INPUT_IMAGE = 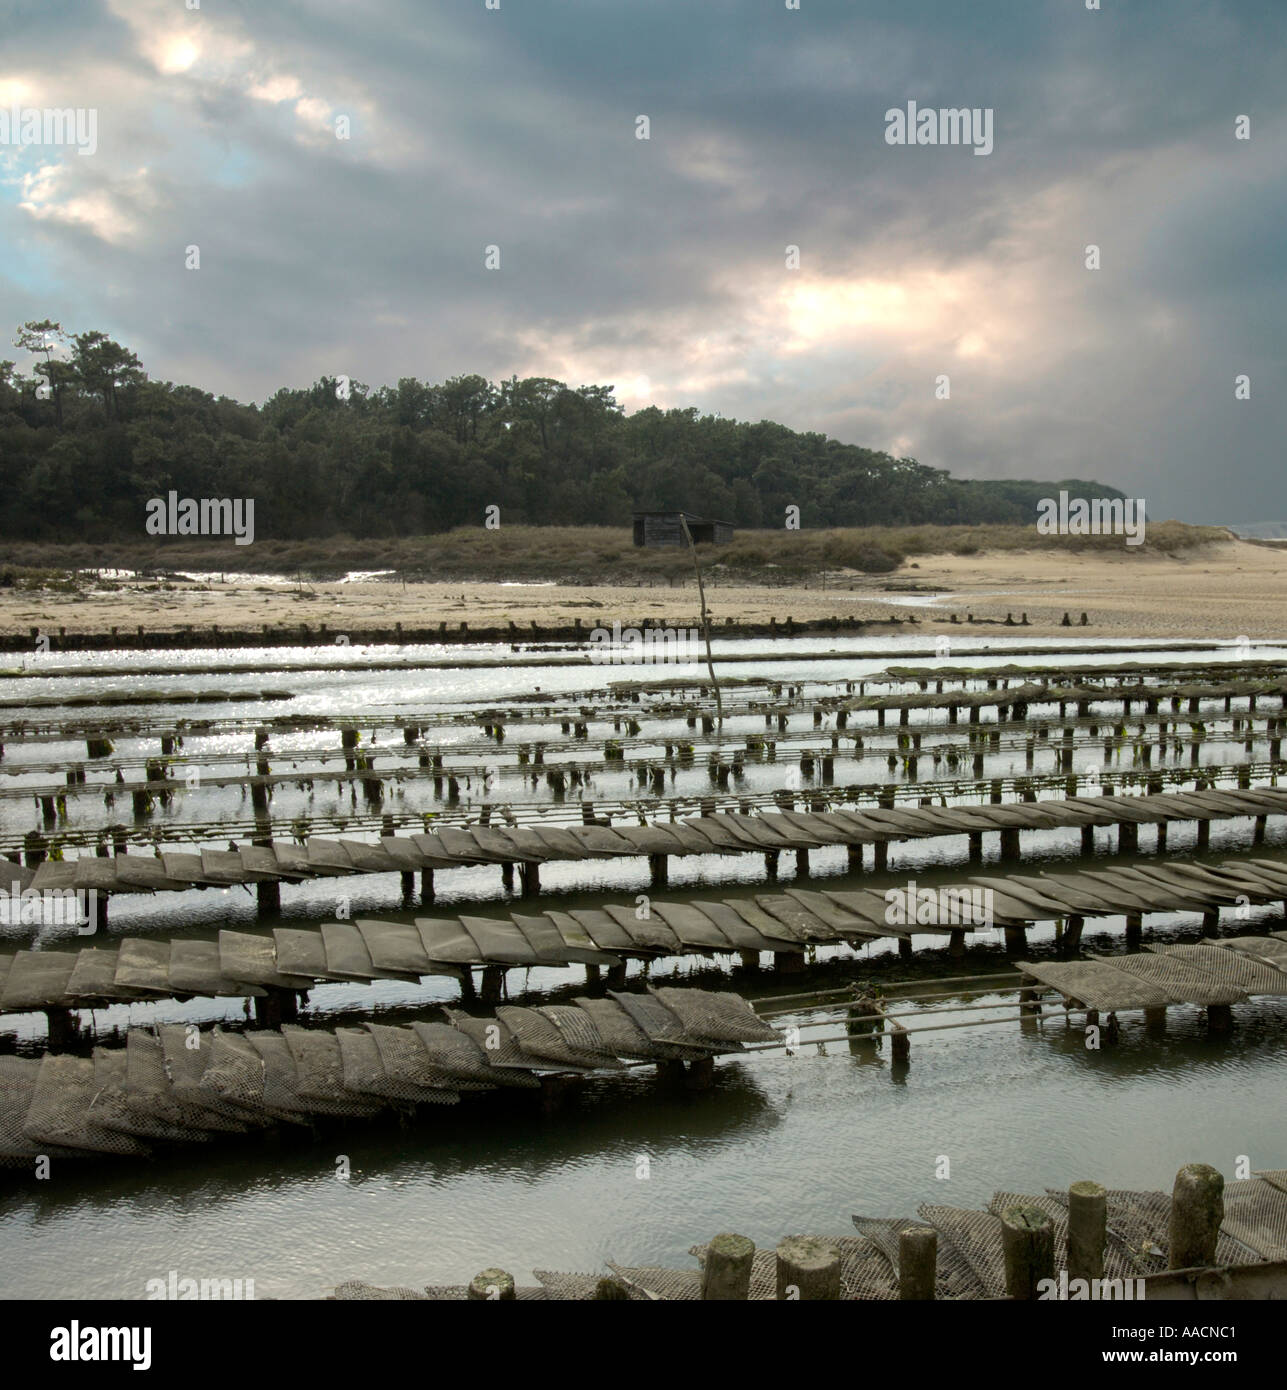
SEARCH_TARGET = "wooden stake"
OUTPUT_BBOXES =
[680,515,723,729]
[1067,1180,1106,1283]
[775,1236,842,1300]
[701,1234,755,1300]
[1000,1204,1054,1299]
[898,1226,937,1300]
[468,1268,515,1301]
[1168,1163,1224,1269]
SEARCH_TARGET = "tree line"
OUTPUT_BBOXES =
[0,321,1121,542]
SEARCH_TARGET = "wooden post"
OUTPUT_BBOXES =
[1081,826,1094,854]
[874,842,888,871]
[480,965,505,1003]
[775,1237,842,1300]
[519,861,540,897]
[1206,1003,1233,1033]
[774,951,806,975]
[1062,914,1084,955]
[701,1234,755,1300]
[401,870,415,898]
[795,848,809,878]
[764,849,780,880]
[607,962,628,988]
[1000,827,1020,859]
[898,1227,937,1301]
[420,868,435,902]
[468,1269,516,1301]
[649,853,669,889]
[686,1056,715,1090]
[1000,1204,1054,1300]
[968,831,983,863]
[948,929,966,958]
[1168,1164,1224,1269]
[539,1073,579,1115]
[1004,925,1027,955]
[1125,911,1142,946]
[679,513,723,728]
[1197,818,1210,849]
[889,1018,910,1062]
[844,995,872,1039]
[738,950,760,970]
[898,936,913,960]
[1067,1180,1106,1283]
[847,844,863,871]
[1118,821,1138,853]
[44,1008,76,1049]
[257,879,281,915]
[84,890,108,934]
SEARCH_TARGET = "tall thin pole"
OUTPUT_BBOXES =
[680,515,723,728]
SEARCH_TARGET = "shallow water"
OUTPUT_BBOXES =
[2,992,1282,1300]
[2,636,1285,1298]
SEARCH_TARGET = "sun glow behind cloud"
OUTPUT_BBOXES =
[1,0,1282,519]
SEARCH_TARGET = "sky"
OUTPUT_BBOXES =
[1,0,1283,524]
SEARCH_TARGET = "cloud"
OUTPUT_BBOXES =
[0,0,1283,522]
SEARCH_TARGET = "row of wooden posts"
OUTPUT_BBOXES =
[458,1164,1228,1300]
[38,672,1286,755]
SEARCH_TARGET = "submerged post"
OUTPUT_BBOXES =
[1061,914,1084,955]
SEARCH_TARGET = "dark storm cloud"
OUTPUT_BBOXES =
[1,0,1283,520]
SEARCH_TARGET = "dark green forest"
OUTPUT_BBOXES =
[1,321,1121,541]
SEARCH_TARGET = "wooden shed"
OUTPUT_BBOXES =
[632,511,735,548]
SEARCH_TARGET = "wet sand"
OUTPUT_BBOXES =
[3,539,1283,642]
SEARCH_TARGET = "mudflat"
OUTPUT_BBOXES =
[2,539,1282,642]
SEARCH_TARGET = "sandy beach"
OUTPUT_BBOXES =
[3,539,1284,643]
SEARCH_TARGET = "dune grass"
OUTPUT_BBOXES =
[0,521,1231,589]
